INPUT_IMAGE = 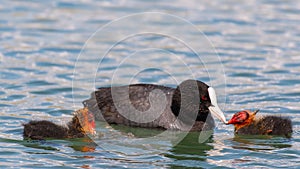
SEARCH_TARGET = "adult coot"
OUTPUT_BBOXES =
[227,110,292,138]
[23,108,95,140]
[83,80,227,131]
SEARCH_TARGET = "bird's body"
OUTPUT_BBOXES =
[236,116,292,137]
[83,80,226,131]
[228,110,292,138]
[84,84,175,128]
[23,108,95,140]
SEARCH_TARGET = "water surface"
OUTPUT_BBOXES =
[0,0,299,168]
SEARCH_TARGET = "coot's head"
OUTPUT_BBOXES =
[72,108,96,136]
[171,80,227,124]
[227,110,259,130]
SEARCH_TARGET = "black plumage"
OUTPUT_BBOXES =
[236,116,292,138]
[228,110,293,138]
[83,80,225,131]
[23,108,95,140]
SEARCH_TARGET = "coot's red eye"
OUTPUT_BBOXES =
[201,95,208,101]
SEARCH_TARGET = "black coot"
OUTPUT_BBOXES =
[227,110,292,138]
[83,80,227,131]
[23,108,95,140]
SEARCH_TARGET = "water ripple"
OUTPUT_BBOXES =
[0,0,299,168]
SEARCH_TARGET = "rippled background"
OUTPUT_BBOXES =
[0,0,299,168]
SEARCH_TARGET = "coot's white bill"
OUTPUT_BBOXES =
[208,87,227,124]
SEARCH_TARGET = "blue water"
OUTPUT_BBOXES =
[1,0,300,168]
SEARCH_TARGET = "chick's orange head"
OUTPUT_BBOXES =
[227,110,250,124]
[78,108,96,135]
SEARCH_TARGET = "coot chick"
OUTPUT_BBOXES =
[23,108,95,140]
[227,110,292,138]
[83,79,227,131]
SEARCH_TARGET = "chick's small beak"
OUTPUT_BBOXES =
[208,87,227,124]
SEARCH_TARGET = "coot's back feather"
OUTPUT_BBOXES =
[83,84,176,128]
[23,120,68,139]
